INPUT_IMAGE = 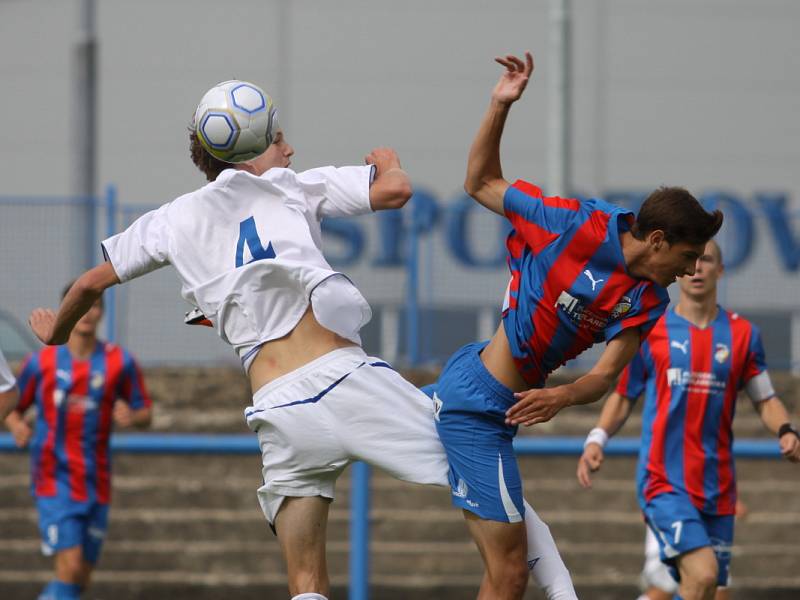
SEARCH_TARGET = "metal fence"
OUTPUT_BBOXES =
[0,432,786,600]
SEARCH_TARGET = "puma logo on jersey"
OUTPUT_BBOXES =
[671,340,689,354]
[583,269,604,291]
[432,392,443,422]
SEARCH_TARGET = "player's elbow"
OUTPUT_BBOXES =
[386,178,413,209]
[72,276,98,297]
[463,175,483,198]
[464,175,506,216]
[134,408,153,429]
[0,392,17,422]
[372,176,413,210]
[75,263,118,298]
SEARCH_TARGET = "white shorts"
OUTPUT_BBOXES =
[245,346,449,523]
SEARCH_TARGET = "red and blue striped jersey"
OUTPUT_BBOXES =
[15,342,151,505]
[502,180,669,387]
[617,308,769,515]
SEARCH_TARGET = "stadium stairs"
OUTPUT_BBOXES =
[0,368,798,600]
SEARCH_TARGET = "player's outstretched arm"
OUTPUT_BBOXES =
[752,396,800,463]
[365,147,413,211]
[506,328,640,427]
[29,262,120,345]
[464,51,534,216]
[576,391,635,489]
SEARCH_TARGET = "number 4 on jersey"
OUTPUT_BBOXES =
[235,216,276,267]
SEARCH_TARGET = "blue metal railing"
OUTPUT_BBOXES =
[0,433,784,599]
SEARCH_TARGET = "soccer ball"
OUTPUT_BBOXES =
[193,80,277,163]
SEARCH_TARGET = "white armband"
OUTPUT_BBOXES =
[745,371,775,403]
[584,427,609,449]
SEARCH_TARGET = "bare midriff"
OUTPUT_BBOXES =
[248,306,358,392]
[480,323,530,393]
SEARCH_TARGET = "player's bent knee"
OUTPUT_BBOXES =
[55,549,85,581]
[682,569,717,595]
[488,559,528,596]
[696,570,719,591]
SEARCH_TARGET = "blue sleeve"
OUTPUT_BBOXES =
[503,180,581,246]
[119,351,152,410]
[15,352,40,413]
[615,350,647,402]
[741,323,768,386]
[605,283,669,343]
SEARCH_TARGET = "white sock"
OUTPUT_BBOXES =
[635,595,650,600]
[291,594,328,600]
[523,499,579,600]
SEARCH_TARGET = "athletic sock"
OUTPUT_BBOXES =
[38,581,82,600]
[291,594,328,600]
[523,499,578,600]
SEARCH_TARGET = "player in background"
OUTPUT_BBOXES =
[5,286,152,600]
[425,51,723,599]
[0,345,19,420]
[576,240,800,600]
[27,81,578,600]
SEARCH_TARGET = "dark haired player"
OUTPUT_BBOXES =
[424,51,724,599]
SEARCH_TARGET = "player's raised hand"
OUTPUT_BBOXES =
[365,147,402,173]
[577,444,605,489]
[505,384,573,426]
[779,430,800,463]
[29,309,58,345]
[492,51,534,106]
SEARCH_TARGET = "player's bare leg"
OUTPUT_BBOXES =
[676,546,718,600]
[274,496,331,597]
[465,511,528,600]
[54,546,92,587]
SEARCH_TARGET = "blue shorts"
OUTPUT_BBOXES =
[643,492,734,587]
[424,341,525,523]
[36,497,110,564]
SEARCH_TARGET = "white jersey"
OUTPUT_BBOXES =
[0,347,15,393]
[102,165,375,370]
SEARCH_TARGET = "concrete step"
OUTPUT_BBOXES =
[3,453,793,487]
[2,535,797,580]
[2,571,800,600]
[5,467,796,517]
[3,504,798,549]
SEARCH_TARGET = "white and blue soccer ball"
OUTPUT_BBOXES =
[192,80,277,163]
